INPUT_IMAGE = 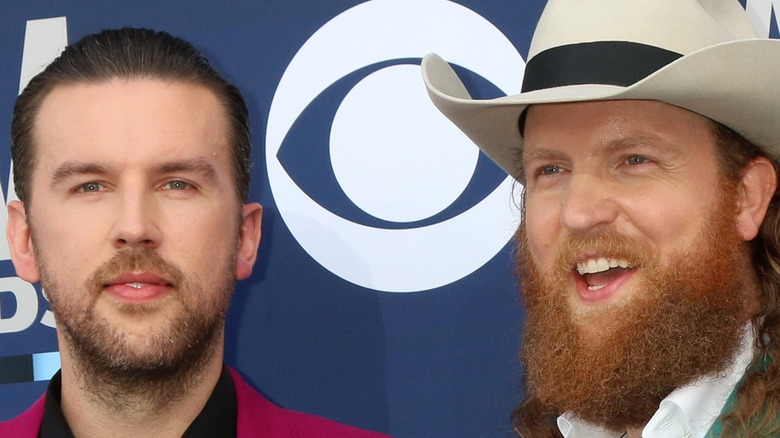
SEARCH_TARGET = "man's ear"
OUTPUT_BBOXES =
[6,200,40,283]
[736,157,777,241]
[235,202,262,280]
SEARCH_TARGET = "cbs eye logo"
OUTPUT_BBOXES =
[266,0,525,292]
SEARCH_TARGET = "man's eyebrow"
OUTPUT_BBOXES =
[49,159,220,189]
[50,162,110,189]
[156,159,218,181]
[523,147,568,163]
[604,136,657,152]
[604,136,685,162]
[524,136,675,162]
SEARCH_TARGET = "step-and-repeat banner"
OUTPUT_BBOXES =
[0,1,775,436]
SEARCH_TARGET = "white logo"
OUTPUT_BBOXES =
[0,16,65,334]
[0,16,65,383]
[266,0,525,292]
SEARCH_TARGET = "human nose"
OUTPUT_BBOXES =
[109,189,162,249]
[560,173,620,233]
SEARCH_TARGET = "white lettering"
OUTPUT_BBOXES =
[39,288,55,328]
[19,17,68,93]
[0,17,68,332]
[0,278,38,333]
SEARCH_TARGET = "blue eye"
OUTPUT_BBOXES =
[541,165,563,175]
[80,182,103,192]
[626,155,647,165]
[162,180,191,190]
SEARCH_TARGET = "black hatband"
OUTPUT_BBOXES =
[521,41,682,92]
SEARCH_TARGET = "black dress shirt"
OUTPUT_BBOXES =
[39,365,237,438]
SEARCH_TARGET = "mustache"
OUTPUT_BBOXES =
[551,230,653,275]
[88,248,184,289]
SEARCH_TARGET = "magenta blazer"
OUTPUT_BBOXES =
[0,368,391,437]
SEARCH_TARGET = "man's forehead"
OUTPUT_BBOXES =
[35,78,227,139]
[523,99,716,141]
[519,98,722,178]
[31,77,233,174]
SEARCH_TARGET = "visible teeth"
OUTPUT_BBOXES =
[125,282,148,289]
[576,258,631,275]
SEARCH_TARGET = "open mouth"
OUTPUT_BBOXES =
[576,257,634,291]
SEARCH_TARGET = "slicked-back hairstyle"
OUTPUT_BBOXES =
[10,27,251,205]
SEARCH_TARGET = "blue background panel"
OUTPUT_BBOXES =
[0,1,775,437]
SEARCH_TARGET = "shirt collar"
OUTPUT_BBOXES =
[39,364,237,438]
[558,323,756,438]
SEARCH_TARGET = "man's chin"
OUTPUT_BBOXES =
[99,308,182,336]
[106,333,192,369]
[67,321,221,411]
[96,290,179,317]
[565,294,636,338]
[524,289,745,430]
[65,304,219,372]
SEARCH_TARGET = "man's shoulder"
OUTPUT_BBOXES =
[229,368,391,437]
[0,393,46,438]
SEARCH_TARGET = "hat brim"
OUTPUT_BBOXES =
[422,39,780,178]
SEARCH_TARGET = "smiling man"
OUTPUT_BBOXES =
[0,28,388,438]
[423,0,780,437]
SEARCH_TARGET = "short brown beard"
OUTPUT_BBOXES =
[515,189,753,432]
[41,248,235,412]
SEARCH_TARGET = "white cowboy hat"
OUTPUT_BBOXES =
[422,0,780,178]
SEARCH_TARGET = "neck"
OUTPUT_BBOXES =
[57,336,225,438]
[626,427,643,438]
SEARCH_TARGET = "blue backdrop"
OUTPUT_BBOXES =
[0,1,776,437]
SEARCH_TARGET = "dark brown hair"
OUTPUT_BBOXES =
[10,27,251,205]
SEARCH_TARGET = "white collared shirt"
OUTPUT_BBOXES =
[557,324,756,438]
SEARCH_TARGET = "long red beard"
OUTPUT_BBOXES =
[516,194,754,432]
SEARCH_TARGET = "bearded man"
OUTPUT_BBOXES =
[0,28,389,438]
[422,0,780,437]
